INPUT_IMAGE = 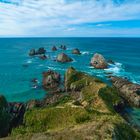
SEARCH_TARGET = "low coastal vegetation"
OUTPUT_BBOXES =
[1,67,140,140]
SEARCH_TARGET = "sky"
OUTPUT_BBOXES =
[0,0,140,37]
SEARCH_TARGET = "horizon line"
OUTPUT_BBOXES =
[0,36,140,38]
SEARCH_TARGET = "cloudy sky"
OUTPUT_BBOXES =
[0,0,140,37]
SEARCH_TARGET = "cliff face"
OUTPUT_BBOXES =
[110,76,140,107]
[1,68,140,140]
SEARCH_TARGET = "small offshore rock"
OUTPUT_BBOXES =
[72,48,81,55]
[42,70,61,90]
[31,78,38,83]
[29,49,36,56]
[36,47,46,55]
[29,47,46,56]
[22,64,28,68]
[52,46,57,51]
[39,54,47,60]
[107,59,115,64]
[60,45,66,50]
[57,53,73,63]
[90,53,108,69]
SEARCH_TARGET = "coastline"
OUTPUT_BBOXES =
[1,66,140,139]
[0,40,140,139]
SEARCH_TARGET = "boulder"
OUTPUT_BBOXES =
[57,53,73,63]
[42,70,61,90]
[52,46,57,51]
[90,53,108,69]
[72,48,81,55]
[110,76,140,107]
[0,96,10,137]
[29,49,36,56]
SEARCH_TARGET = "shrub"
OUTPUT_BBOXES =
[0,95,10,137]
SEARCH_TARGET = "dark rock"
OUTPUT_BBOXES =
[57,53,73,63]
[72,48,81,55]
[26,100,41,110]
[29,49,36,56]
[31,78,38,84]
[52,46,57,51]
[42,70,61,90]
[31,78,39,89]
[36,47,46,55]
[60,45,66,50]
[90,53,108,69]
[39,54,47,60]
[22,64,28,68]
[9,102,26,128]
[29,48,46,56]
[110,76,140,107]
[107,60,115,64]
[43,94,64,106]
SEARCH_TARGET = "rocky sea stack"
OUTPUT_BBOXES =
[52,46,57,51]
[42,70,61,90]
[72,48,81,55]
[60,45,66,50]
[90,53,108,69]
[29,47,46,56]
[57,53,73,63]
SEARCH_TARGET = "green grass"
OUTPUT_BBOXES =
[12,106,90,135]
[114,122,140,140]
[99,86,123,113]
[65,67,103,91]
[9,68,140,139]
[52,95,72,106]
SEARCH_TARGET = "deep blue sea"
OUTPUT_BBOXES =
[0,37,140,126]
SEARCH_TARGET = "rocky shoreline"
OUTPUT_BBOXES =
[0,46,140,139]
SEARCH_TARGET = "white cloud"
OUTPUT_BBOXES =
[96,23,111,27]
[65,28,76,31]
[0,0,140,36]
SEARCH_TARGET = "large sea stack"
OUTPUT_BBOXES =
[42,70,61,90]
[90,53,108,69]
[57,53,73,63]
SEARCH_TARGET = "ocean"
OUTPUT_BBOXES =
[0,37,140,127]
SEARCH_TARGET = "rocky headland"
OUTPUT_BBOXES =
[0,67,140,140]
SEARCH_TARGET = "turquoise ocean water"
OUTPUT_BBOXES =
[0,37,140,126]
